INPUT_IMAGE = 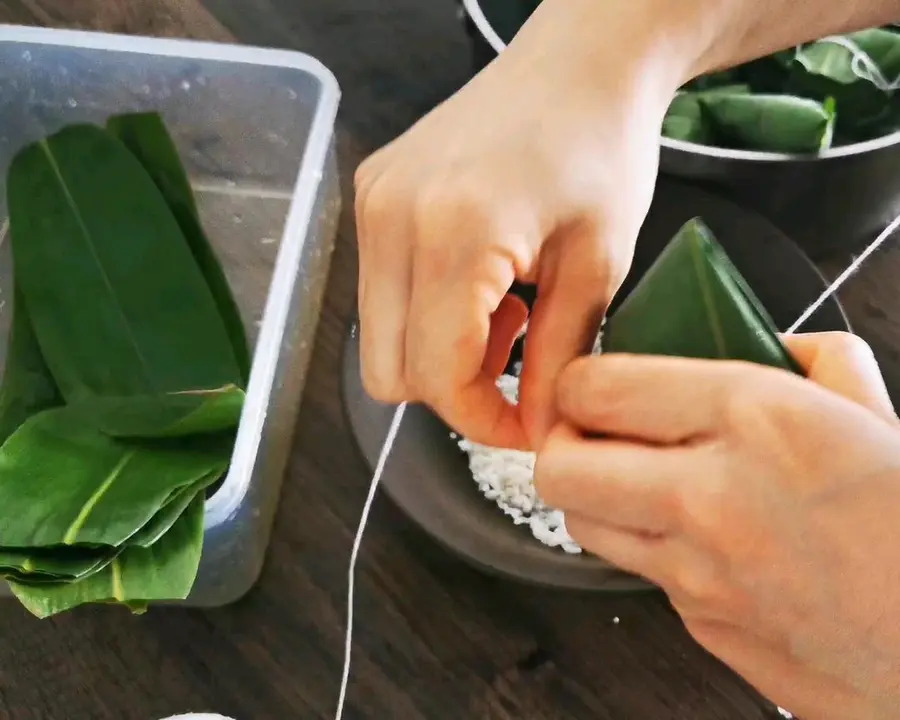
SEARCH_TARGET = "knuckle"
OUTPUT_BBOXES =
[358,177,394,227]
[719,365,776,430]
[672,477,730,543]
[353,160,372,192]
[360,365,406,405]
[414,179,498,250]
[359,342,407,405]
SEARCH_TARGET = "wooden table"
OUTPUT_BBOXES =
[0,2,897,719]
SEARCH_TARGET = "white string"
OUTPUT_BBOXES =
[794,35,900,92]
[334,401,407,720]
[786,213,900,334]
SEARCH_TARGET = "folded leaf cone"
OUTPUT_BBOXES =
[602,217,803,375]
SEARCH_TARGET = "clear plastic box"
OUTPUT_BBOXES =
[0,25,341,606]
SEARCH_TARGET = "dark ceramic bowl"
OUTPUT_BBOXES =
[341,178,849,592]
[459,0,900,259]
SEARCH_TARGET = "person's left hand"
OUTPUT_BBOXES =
[534,332,900,720]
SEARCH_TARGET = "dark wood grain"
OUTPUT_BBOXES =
[0,1,896,719]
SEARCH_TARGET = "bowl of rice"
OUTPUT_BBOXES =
[459,0,900,259]
[341,178,848,590]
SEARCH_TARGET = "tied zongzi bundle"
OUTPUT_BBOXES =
[0,113,250,618]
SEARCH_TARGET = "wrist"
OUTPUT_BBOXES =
[506,0,730,114]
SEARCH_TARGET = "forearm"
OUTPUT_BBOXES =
[690,0,900,76]
[510,0,900,98]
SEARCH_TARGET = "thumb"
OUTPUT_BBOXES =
[518,225,625,449]
[782,331,897,424]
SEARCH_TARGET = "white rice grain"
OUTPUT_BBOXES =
[457,373,582,554]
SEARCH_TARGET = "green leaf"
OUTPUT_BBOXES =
[105,113,251,385]
[662,85,751,144]
[8,493,206,618]
[70,385,245,439]
[6,123,242,403]
[602,217,803,375]
[802,29,900,84]
[125,466,223,548]
[662,93,709,143]
[0,405,231,549]
[0,287,62,445]
[732,53,794,94]
[788,30,900,141]
[698,93,834,153]
[0,545,115,580]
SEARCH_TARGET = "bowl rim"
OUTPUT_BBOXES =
[460,0,900,161]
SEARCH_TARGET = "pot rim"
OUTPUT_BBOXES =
[461,0,900,161]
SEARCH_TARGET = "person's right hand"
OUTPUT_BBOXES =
[535,334,900,719]
[355,0,690,450]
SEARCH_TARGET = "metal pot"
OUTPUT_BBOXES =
[459,0,900,259]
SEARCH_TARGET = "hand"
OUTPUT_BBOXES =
[534,332,900,719]
[354,0,690,449]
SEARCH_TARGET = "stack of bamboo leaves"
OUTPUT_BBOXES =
[0,113,250,618]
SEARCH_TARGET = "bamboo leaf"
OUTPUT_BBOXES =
[788,30,900,140]
[0,287,61,445]
[662,93,710,144]
[106,112,251,385]
[602,217,802,374]
[662,85,751,144]
[125,466,223,548]
[6,123,242,403]
[0,405,232,549]
[0,545,115,580]
[796,29,900,85]
[8,493,205,618]
[698,93,834,153]
[70,385,245,439]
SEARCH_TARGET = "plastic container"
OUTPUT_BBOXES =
[0,26,341,606]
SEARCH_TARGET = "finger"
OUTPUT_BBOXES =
[556,353,771,444]
[482,294,529,379]
[519,221,625,449]
[405,211,536,449]
[356,178,416,404]
[535,424,692,534]
[782,331,896,423]
[563,513,674,585]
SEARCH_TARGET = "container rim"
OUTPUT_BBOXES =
[460,0,900,161]
[0,25,342,527]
